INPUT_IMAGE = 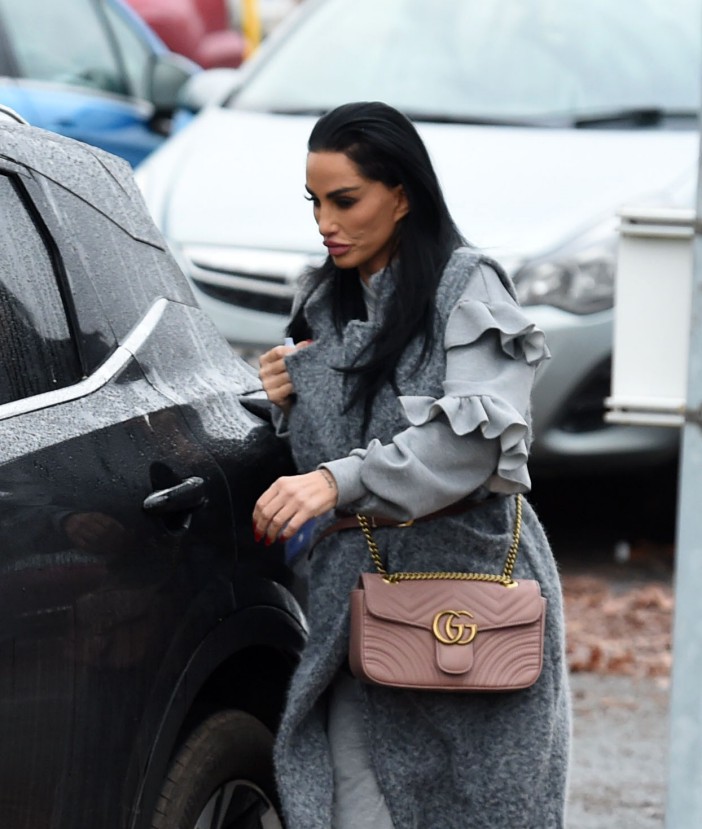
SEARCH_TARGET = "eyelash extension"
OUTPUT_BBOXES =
[304,195,356,211]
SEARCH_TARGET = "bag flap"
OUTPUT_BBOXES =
[435,638,475,674]
[359,572,543,632]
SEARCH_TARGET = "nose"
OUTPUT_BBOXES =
[316,204,336,236]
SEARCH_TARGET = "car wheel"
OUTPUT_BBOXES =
[151,710,283,829]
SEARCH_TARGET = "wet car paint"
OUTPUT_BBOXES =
[0,122,304,828]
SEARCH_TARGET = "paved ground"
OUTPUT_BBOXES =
[567,672,669,828]
[533,467,677,829]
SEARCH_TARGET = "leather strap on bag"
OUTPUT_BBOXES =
[357,494,523,587]
[313,494,496,550]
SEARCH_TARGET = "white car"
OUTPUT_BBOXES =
[136,0,698,474]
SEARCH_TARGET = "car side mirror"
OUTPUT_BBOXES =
[149,53,200,115]
[176,68,243,113]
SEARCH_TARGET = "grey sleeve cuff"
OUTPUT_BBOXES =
[270,405,291,439]
[319,456,367,507]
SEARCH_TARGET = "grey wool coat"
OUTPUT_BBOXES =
[274,249,571,828]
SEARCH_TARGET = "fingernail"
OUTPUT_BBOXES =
[253,529,263,543]
[264,537,273,547]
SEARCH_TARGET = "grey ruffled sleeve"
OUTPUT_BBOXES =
[322,267,550,521]
[400,293,549,492]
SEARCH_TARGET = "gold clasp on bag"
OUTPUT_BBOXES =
[432,610,478,645]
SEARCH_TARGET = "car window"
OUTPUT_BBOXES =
[102,0,153,100]
[0,0,128,96]
[234,0,701,120]
[0,174,81,405]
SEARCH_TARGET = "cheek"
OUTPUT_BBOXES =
[371,211,400,244]
[351,205,387,241]
[341,212,365,241]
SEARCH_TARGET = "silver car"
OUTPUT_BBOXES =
[136,0,698,474]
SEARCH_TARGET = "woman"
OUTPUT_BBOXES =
[253,101,570,828]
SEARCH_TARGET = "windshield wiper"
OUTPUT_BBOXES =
[267,107,328,116]
[259,105,699,128]
[403,112,552,127]
[571,107,699,128]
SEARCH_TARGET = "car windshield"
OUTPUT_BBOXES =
[233,0,700,124]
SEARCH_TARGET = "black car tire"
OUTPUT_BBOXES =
[151,709,283,829]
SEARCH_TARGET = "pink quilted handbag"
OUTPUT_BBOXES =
[348,495,546,691]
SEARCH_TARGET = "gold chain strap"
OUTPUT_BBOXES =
[356,494,522,587]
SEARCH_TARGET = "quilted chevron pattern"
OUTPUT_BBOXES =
[349,576,546,691]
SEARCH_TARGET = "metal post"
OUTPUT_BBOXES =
[665,131,702,825]
[242,0,262,58]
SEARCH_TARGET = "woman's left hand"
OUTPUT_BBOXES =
[253,469,338,545]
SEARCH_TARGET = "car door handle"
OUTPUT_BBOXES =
[143,476,207,515]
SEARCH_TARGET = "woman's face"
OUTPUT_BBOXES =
[305,151,409,282]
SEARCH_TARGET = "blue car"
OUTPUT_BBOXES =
[0,0,199,166]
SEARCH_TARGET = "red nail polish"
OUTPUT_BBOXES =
[253,529,263,543]
[264,537,272,547]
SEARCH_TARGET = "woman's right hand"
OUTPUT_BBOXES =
[259,345,295,412]
[259,342,310,414]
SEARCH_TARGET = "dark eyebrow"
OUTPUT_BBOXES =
[305,185,362,198]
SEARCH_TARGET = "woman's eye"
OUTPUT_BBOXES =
[336,198,356,209]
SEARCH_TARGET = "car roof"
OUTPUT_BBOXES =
[0,121,164,247]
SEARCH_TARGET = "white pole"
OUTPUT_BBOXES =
[664,111,702,825]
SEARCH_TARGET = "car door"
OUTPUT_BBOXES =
[0,0,170,166]
[0,161,237,827]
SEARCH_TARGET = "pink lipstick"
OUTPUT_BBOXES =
[324,241,351,256]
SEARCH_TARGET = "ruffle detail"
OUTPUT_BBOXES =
[445,300,550,366]
[400,394,530,490]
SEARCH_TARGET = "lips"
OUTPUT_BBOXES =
[324,241,351,257]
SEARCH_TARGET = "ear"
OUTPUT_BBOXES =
[393,185,410,222]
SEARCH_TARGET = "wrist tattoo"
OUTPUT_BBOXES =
[319,468,337,491]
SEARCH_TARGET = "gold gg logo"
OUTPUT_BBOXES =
[432,610,478,645]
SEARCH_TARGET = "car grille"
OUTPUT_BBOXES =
[183,245,322,317]
[193,277,294,315]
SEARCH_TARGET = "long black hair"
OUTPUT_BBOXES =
[287,101,466,426]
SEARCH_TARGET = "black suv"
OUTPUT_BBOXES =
[0,113,305,828]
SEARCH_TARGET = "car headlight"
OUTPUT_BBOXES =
[513,237,617,315]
